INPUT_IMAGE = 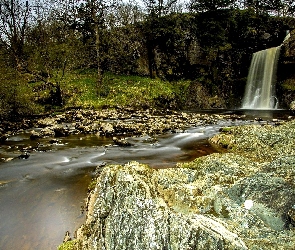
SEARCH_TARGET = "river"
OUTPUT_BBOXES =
[0,109,290,249]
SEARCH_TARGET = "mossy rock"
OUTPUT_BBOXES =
[58,240,81,250]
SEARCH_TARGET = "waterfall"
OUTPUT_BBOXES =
[242,46,281,109]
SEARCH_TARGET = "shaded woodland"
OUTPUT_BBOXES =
[0,0,294,118]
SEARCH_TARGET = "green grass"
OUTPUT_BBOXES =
[3,68,191,117]
[58,69,190,109]
[57,240,81,250]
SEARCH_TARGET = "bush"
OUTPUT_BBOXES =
[0,66,41,120]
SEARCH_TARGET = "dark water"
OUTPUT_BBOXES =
[0,110,290,249]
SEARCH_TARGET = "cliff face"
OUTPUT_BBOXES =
[62,120,295,250]
[278,29,295,108]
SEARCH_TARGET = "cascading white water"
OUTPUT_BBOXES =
[242,46,281,109]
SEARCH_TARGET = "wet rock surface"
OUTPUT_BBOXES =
[0,108,249,143]
[61,119,295,250]
[209,119,295,162]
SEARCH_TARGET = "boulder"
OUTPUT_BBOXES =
[209,120,295,162]
[74,162,248,250]
[62,120,295,250]
[40,127,55,137]
[112,137,132,147]
[70,158,295,250]
[30,130,42,140]
[52,124,69,137]
[290,100,295,113]
[37,117,57,127]
[0,133,7,142]
[100,123,114,136]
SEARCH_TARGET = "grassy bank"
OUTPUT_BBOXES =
[33,69,191,111]
[0,69,191,120]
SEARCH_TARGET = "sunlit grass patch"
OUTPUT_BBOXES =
[62,70,190,109]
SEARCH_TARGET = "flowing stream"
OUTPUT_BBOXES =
[0,110,290,250]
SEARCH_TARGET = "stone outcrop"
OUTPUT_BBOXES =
[209,119,295,162]
[278,29,295,108]
[74,162,248,250]
[60,120,295,250]
[282,29,295,60]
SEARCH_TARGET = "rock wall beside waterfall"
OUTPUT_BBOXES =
[278,29,295,108]
[59,120,295,250]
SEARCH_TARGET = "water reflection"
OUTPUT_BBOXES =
[0,169,91,250]
[235,108,290,120]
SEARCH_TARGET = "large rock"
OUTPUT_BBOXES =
[290,100,295,113]
[52,124,69,137]
[59,120,295,250]
[282,29,295,60]
[36,117,57,127]
[209,120,295,162]
[67,157,294,249]
[278,29,295,107]
[74,162,248,250]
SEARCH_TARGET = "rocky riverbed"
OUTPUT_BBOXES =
[59,117,295,250]
[0,109,244,139]
[0,108,252,159]
[1,108,290,141]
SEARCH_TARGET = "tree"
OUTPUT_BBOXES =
[79,0,118,96]
[0,0,31,69]
[286,0,295,16]
[102,2,145,75]
[143,0,179,78]
[23,0,88,107]
[189,0,236,12]
[107,1,144,27]
[143,0,178,17]
[240,0,295,16]
[243,0,285,15]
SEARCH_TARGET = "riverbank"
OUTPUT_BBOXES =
[1,108,290,140]
[0,108,248,160]
[59,117,295,250]
[1,108,289,163]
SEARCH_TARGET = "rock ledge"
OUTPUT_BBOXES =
[59,121,295,250]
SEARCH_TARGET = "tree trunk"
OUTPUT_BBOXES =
[94,23,102,97]
[147,35,157,79]
[89,0,103,97]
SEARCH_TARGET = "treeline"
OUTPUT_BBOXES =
[0,0,294,117]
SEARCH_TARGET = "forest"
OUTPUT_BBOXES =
[0,0,295,119]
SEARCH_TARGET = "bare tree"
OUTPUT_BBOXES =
[189,0,236,12]
[0,0,31,69]
[107,1,144,27]
[143,0,178,17]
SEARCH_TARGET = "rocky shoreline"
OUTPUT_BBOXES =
[1,109,294,249]
[0,108,252,163]
[56,112,295,250]
[1,108,287,140]
[0,108,251,150]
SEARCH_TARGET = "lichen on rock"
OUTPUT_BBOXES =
[74,162,248,250]
[60,120,295,250]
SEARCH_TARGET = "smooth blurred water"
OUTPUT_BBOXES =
[0,111,289,249]
[242,45,281,109]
